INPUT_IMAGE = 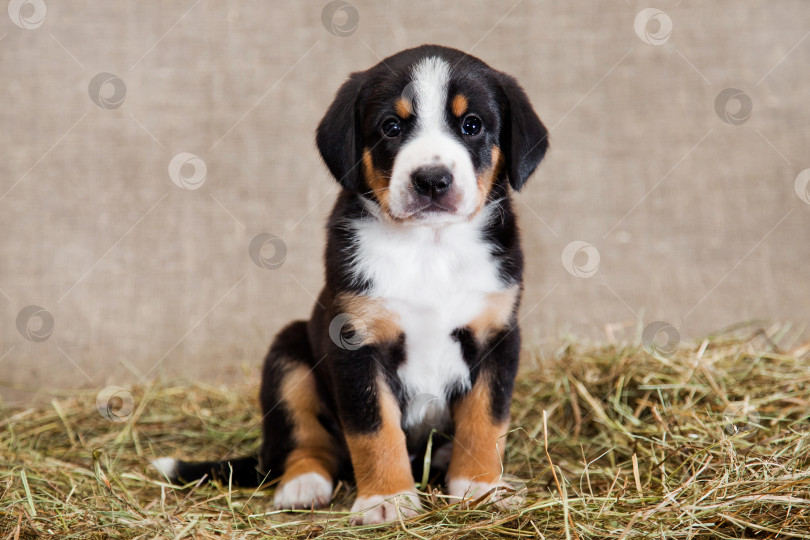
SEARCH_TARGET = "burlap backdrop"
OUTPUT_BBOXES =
[2,1,808,403]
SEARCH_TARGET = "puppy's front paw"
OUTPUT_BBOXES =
[273,472,333,510]
[350,490,422,525]
[447,478,524,510]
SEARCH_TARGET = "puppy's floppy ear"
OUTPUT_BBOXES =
[497,73,549,191]
[316,72,366,192]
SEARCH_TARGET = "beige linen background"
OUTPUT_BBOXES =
[1,1,808,404]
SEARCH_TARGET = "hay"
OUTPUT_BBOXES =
[2,324,809,538]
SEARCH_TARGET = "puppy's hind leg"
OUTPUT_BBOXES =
[260,321,341,510]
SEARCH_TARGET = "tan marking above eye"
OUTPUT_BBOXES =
[451,94,468,117]
[395,97,413,118]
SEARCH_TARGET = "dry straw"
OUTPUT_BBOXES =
[2,323,809,538]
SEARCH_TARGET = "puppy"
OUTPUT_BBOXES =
[152,44,548,525]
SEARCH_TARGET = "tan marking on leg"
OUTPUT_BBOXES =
[451,94,468,117]
[473,146,505,215]
[362,148,392,216]
[345,380,414,497]
[395,97,412,119]
[468,286,520,343]
[278,364,339,484]
[334,293,402,346]
[447,374,509,485]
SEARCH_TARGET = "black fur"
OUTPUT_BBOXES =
[315,74,366,192]
[497,72,549,191]
[169,456,260,487]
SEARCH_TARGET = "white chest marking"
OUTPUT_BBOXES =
[350,209,504,430]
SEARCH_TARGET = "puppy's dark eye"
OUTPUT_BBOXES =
[461,115,482,136]
[381,117,401,138]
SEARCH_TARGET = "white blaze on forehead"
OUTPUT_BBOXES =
[386,55,479,221]
[410,56,451,134]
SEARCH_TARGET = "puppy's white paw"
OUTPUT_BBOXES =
[447,478,524,510]
[273,472,333,510]
[350,490,422,525]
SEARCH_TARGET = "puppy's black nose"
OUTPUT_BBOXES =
[411,167,453,198]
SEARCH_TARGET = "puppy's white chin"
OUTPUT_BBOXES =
[409,212,470,226]
[390,206,474,226]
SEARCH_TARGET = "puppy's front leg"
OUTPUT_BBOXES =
[333,347,420,525]
[447,326,521,509]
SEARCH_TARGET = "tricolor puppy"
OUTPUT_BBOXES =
[152,44,548,525]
